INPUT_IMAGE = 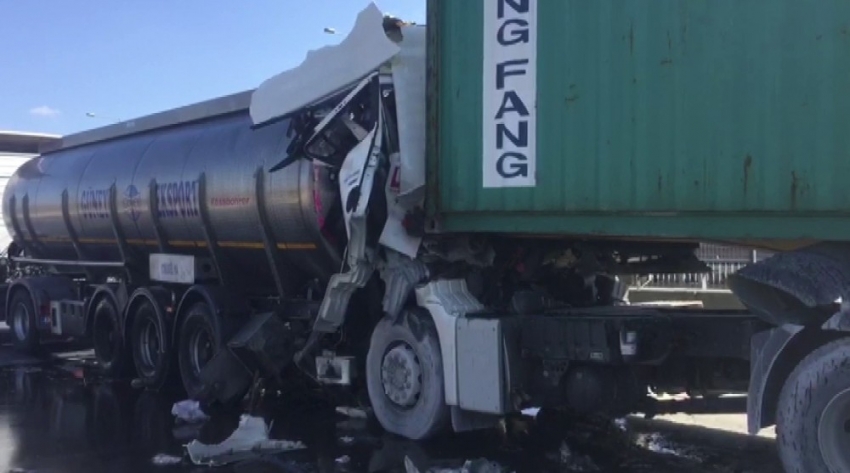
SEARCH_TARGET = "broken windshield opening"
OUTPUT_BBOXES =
[270,73,382,174]
[303,74,380,168]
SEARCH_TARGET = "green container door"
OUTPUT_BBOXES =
[427,0,850,241]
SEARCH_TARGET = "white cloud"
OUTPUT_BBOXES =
[29,105,61,117]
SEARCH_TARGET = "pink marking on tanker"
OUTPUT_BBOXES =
[313,166,326,229]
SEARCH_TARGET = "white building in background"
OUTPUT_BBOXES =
[0,131,61,251]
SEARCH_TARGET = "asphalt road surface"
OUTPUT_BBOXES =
[0,332,783,473]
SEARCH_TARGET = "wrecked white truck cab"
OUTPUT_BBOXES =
[2,1,786,459]
[247,6,486,438]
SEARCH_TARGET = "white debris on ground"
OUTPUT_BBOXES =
[520,407,540,417]
[335,406,368,419]
[335,455,351,464]
[339,435,355,444]
[171,400,209,423]
[635,432,703,461]
[151,453,183,466]
[614,418,628,431]
[185,414,306,466]
[403,456,510,473]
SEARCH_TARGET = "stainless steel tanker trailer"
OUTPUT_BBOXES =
[4,2,850,471]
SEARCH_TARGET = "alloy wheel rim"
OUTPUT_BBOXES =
[380,342,423,408]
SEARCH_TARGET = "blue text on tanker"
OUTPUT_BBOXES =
[80,180,200,219]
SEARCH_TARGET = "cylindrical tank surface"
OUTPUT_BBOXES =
[2,111,345,292]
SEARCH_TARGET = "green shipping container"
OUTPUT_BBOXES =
[426,0,850,246]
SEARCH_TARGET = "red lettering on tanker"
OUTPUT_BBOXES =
[210,196,250,207]
[389,165,401,193]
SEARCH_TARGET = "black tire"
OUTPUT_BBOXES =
[91,297,131,376]
[776,337,850,473]
[8,290,39,353]
[130,299,172,389]
[178,302,226,398]
[366,308,450,440]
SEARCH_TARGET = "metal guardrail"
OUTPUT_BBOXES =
[629,244,772,291]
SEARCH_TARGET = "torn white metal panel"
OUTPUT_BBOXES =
[391,25,428,200]
[378,25,427,257]
[379,151,423,257]
[339,120,379,236]
[171,399,208,423]
[250,3,401,126]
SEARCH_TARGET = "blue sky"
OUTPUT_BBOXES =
[0,0,425,136]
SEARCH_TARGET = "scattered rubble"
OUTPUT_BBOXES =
[557,441,600,472]
[614,418,628,431]
[403,456,510,473]
[171,399,209,424]
[634,432,704,462]
[151,453,183,466]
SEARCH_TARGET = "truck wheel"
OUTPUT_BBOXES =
[130,299,171,388]
[366,308,450,440]
[178,302,224,398]
[9,291,39,353]
[92,298,130,376]
[776,337,850,473]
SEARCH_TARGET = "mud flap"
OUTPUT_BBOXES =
[746,324,800,434]
[197,349,252,405]
[728,242,850,325]
[197,312,295,405]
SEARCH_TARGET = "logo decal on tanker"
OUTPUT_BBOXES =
[482,0,538,188]
[119,180,201,220]
[123,184,142,222]
[80,188,110,219]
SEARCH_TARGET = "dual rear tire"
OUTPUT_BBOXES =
[92,297,131,376]
[8,291,40,354]
[177,302,225,398]
[129,299,172,388]
[90,296,225,397]
[777,337,850,473]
